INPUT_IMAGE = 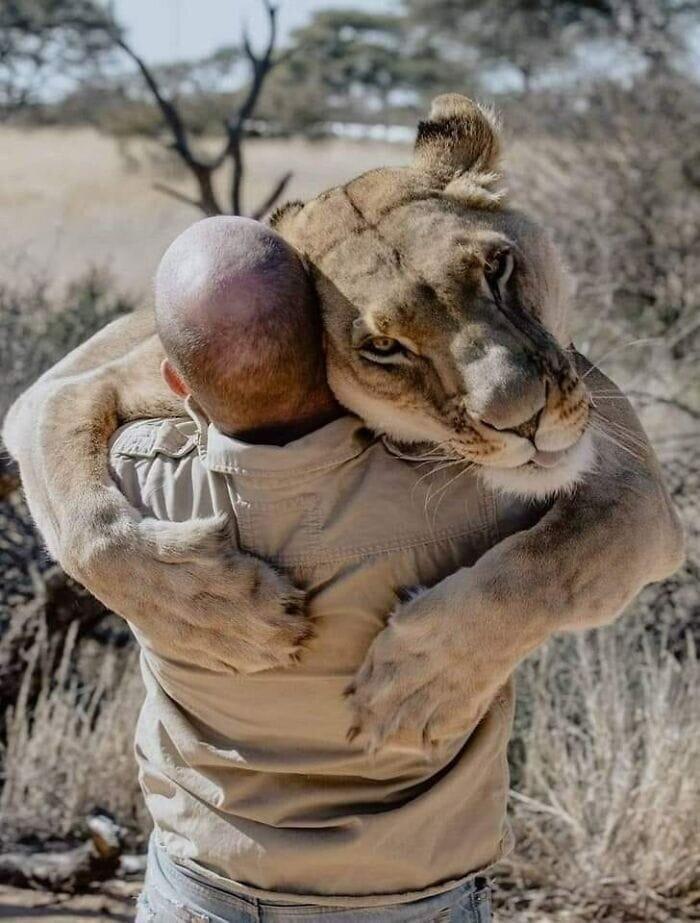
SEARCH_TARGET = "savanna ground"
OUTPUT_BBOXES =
[1,106,698,922]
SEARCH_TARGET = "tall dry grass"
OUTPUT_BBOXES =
[1,610,696,920]
[0,621,148,846]
[500,618,699,922]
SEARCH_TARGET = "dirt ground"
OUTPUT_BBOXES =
[0,881,141,921]
[0,127,409,296]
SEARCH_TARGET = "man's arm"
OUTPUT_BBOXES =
[3,313,311,673]
[347,358,685,751]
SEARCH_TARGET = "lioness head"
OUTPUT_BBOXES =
[272,94,594,498]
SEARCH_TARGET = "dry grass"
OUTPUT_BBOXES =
[1,611,696,921]
[0,622,147,846]
[0,127,409,295]
[499,619,700,922]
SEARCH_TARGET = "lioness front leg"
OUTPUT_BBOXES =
[3,314,312,673]
[347,360,685,750]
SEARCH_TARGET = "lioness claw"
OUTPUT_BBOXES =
[345,591,507,754]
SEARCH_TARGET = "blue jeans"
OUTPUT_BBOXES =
[136,840,492,922]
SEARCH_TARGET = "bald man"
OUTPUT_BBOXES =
[155,216,341,442]
[110,217,540,922]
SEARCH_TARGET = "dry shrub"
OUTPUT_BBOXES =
[1,270,137,626]
[0,621,147,847]
[497,86,699,919]
[510,80,699,410]
[497,617,700,922]
[0,267,136,424]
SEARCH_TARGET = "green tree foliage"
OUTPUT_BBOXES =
[405,0,698,92]
[265,9,458,125]
[0,0,116,113]
[407,0,594,92]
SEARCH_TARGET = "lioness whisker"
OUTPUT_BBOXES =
[414,454,460,470]
[592,414,648,450]
[599,418,647,446]
[414,458,462,482]
[420,462,464,515]
[590,416,642,446]
[412,460,464,504]
[590,424,639,460]
[589,390,632,397]
[421,461,466,510]
[590,421,645,463]
[432,466,477,528]
[420,440,459,460]
[426,462,476,525]
[582,336,663,379]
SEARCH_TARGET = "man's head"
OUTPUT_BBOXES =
[155,216,337,437]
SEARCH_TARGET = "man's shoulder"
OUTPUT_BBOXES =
[110,417,198,462]
[109,417,211,521]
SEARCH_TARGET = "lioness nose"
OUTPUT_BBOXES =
[473,380,546,433]
[462,344,547,432]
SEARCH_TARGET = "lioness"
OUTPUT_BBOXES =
[3,95,684,753]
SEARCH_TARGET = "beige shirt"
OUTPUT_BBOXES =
[109,403,543,906]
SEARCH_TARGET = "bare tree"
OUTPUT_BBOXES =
[110,0,291,218]
[1,0,291,216]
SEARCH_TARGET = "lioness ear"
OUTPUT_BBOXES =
[413,94,501,183]
[269,200,305,234]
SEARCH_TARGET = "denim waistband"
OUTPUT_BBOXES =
[144,838,489,921]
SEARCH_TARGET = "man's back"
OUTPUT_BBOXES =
[110,404,542,905]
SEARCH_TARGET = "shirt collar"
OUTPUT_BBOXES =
[186,397,375,478]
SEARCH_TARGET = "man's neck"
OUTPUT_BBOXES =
[217,404,344,446]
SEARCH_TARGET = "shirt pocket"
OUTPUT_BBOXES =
[233,493,322,568]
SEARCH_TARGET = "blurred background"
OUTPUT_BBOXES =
[0,1,698,920]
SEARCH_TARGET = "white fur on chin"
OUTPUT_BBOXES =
[481,428,597,499]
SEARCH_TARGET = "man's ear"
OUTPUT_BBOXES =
[161,359,190,398]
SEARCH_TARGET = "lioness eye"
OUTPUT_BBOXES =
[359,336,410,365]
[485,249,513,285]
[369,337,399,354]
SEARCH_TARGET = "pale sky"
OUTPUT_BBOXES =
[111,0,400,63]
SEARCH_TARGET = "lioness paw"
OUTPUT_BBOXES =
[234,557,313,672]
[345,591,506,754]
[141,515,314,670]
[77,513,312,674]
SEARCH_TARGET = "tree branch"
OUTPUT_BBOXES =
[251,170,292,220]
[152,182,202,211]
[225,0,281,214]
[110,31,224,215]
[104,0,287,218]
[112,35,195,167]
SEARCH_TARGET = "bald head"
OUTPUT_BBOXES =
[155,216,335,436]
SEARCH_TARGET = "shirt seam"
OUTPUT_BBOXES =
[199,451,372,479]
[272,523,487,568]
[482,486,501,546]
